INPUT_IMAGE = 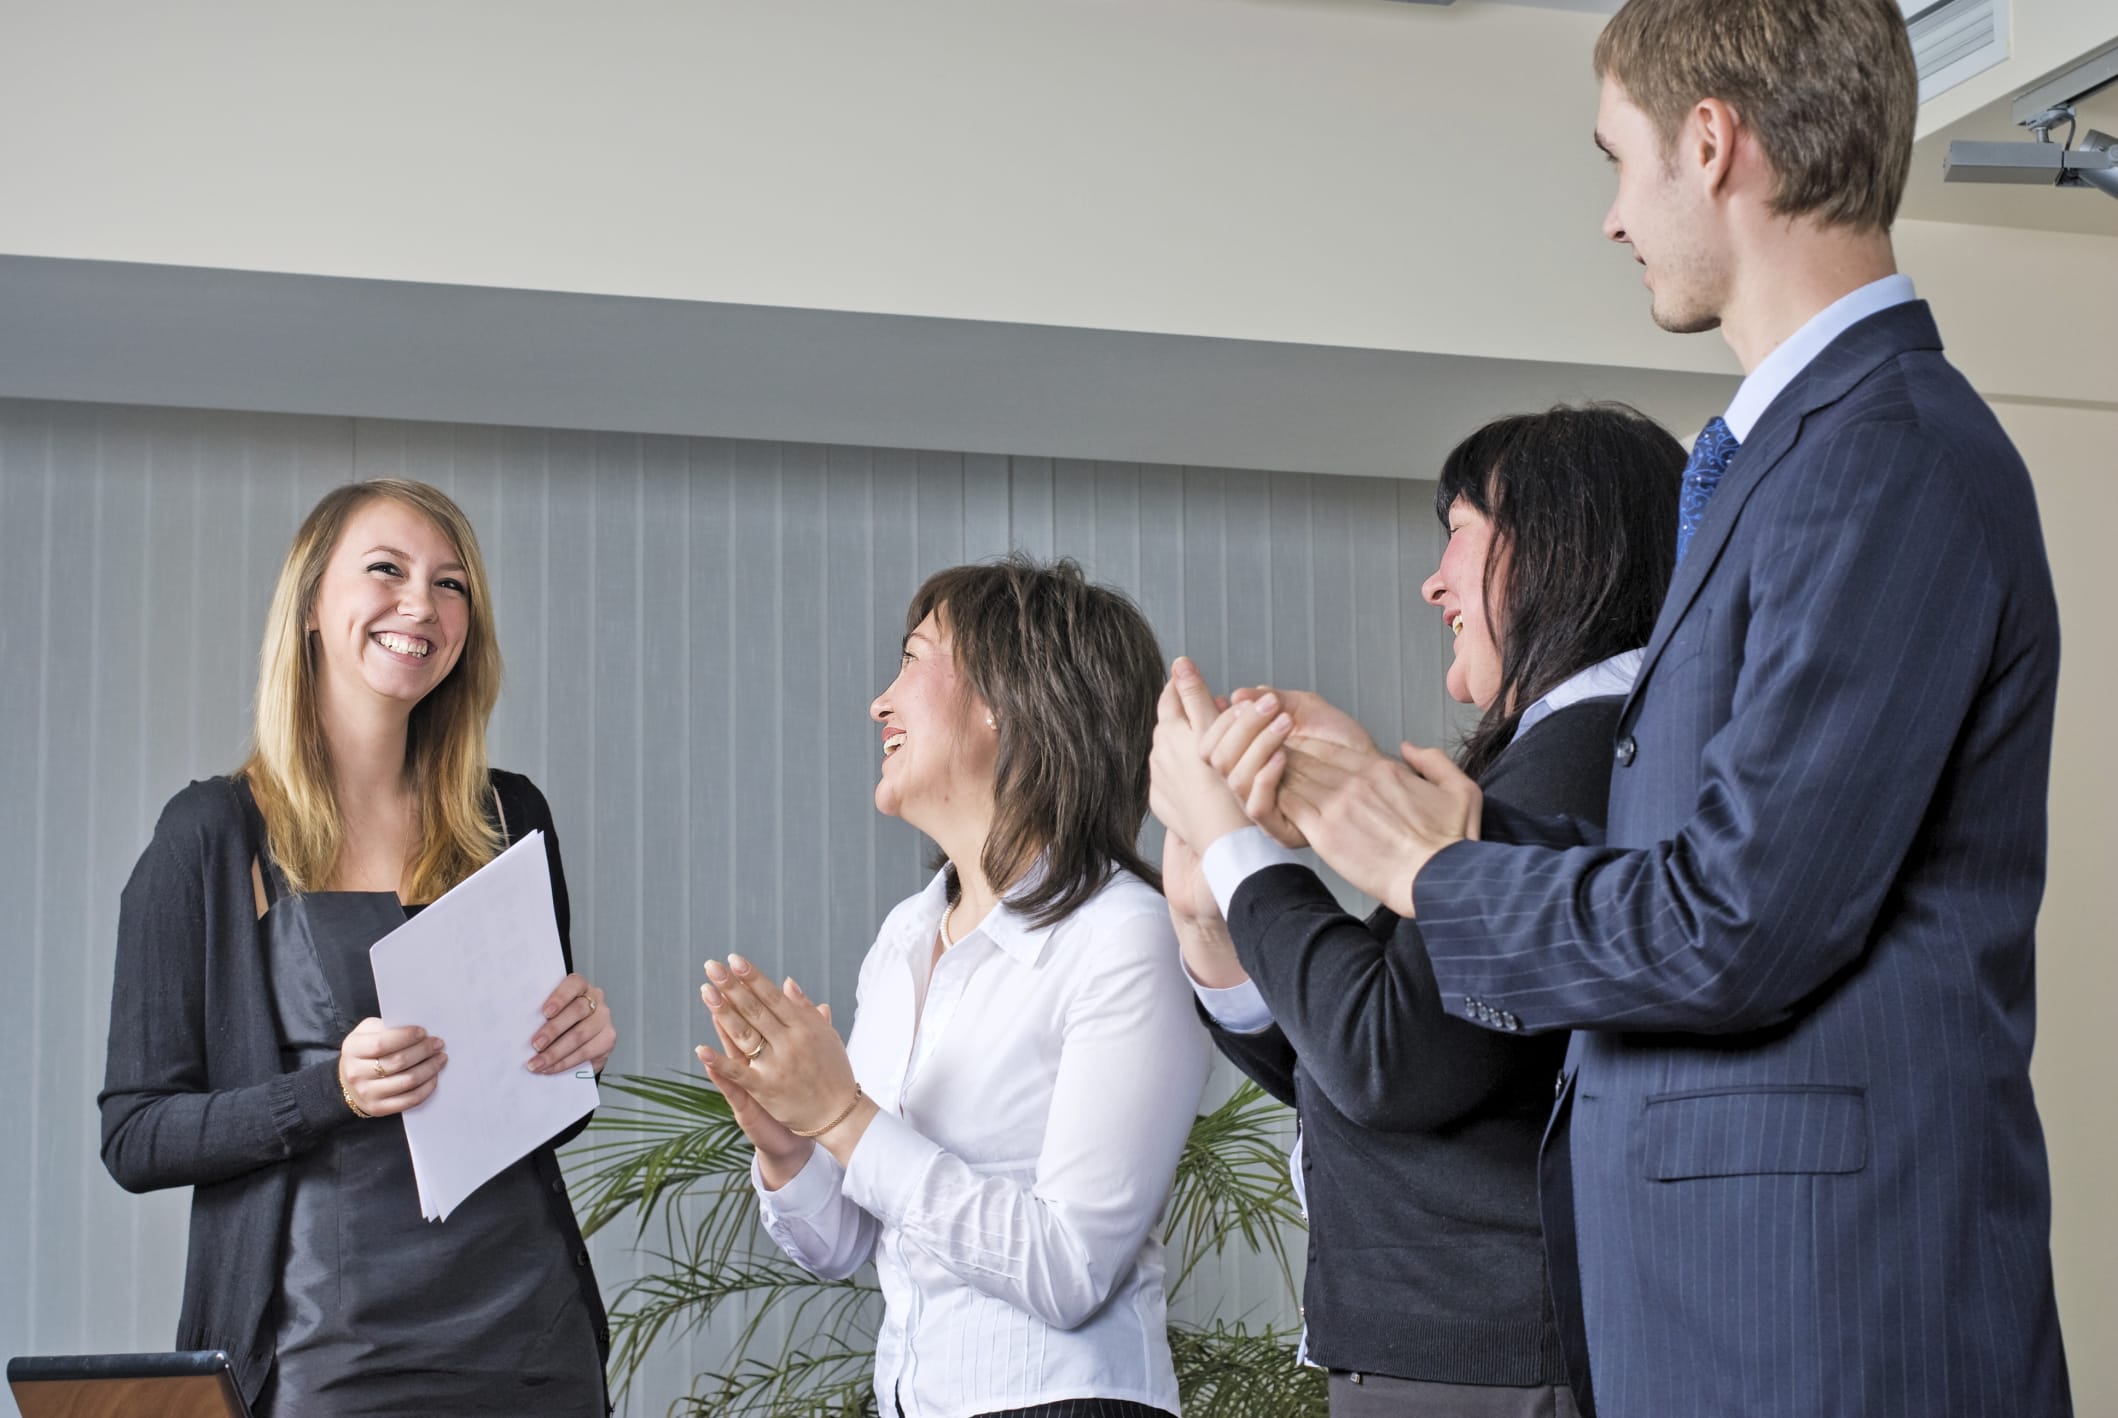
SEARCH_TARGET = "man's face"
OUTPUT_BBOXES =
[1596,78,1727,334]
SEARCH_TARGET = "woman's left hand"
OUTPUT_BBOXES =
[1148,659,1256,855]
[702,957,872,1159]
[529,972,617,1076]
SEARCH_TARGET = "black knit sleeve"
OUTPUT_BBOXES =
[98,782,351,1194]
[1197,1007,1300,1110]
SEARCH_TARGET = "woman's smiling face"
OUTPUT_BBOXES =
[1422,497,1505,711]
[306,497,472,713]
[869,609,998,832]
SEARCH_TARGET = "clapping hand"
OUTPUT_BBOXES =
[697,956,877,1169]
[1258,734,1483,917]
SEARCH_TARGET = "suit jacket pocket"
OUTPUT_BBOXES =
[1642,1084,1866,1180]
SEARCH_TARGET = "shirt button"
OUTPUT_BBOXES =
[1614,735,1637,767]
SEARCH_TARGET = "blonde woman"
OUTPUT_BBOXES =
[99,480,616,1416]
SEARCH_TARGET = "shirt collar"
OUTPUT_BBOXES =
[1513,648,1643,742]
[1721,273,1917,442]
[914,865,1061,966]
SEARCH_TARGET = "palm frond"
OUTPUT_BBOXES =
[571,1071,1315,1413]
[1163,1081,1305,1294]
[572,1072,755,1238]
[1170,1321,1329,1418]
[688,1337,883,1417]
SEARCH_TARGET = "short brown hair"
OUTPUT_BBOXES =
[1594,0,1918,232]
[907,555,1164,927]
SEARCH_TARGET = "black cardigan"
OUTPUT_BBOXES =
[97,770,610,1407]
[1206,697,1622,1387]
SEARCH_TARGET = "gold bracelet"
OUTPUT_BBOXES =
[791,1085,866,1139]
[339,1064,371,1120]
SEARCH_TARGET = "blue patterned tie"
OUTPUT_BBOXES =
[1676,416,1741,566]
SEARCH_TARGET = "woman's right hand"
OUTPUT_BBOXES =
[697,997,816,1189]
[338,1018,447,1118]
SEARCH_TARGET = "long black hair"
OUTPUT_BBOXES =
[1436,403,1684,780]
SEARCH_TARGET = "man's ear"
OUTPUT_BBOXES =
[1690,97,1744,199]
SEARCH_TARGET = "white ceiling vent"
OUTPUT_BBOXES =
[1901,0,2010,105]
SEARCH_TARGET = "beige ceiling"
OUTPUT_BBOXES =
[1902,83,2118,237]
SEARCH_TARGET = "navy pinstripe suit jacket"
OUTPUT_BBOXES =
[1414,303,2071,1417]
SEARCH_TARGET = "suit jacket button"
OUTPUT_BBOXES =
[1614,736,1637,766]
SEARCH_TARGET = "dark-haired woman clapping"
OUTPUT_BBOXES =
[698,557,1211,1418]
[1151,403,1684,1418]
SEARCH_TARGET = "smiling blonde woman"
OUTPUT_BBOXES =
[100,479,617,1416]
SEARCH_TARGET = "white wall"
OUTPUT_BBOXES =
[1995,398,2118,1418]
[2,0,2113,404]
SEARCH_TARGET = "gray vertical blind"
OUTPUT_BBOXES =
[0,396,1454,1410]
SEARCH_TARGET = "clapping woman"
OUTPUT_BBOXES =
[99,479,616,1416]
[697,556,1211,1418]
[1150,404,1683,1417]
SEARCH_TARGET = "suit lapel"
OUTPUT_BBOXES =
[1619,301,1945,729]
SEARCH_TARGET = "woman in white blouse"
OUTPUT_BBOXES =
[696,555,1212,1418]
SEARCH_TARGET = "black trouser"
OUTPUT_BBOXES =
[1327,1372,1583,1418]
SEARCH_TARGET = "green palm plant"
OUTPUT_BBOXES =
[570,1073,1326,1417]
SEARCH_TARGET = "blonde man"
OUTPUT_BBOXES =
[1208,1,2073,1413]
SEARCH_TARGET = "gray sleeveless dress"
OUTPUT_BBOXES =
[256,867,603,1417]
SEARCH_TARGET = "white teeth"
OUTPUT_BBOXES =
[883,733,907,757]
[378,632,431,658]
[1450,614,1465,638]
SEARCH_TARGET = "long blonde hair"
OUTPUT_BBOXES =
[241,479,505,899]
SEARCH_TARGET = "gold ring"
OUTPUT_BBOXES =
[584,994,598,1014]
[372,1059,389,1078]
[743,1040,766,1061]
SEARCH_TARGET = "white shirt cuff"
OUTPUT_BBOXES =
[1201,825,1303,918]
[1189,973,1275,1034]
[753,1140,846,1222]
[838,1107,940,1229]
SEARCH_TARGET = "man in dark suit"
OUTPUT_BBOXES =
[1213,0,2075,1412]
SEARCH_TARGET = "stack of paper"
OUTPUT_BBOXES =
[370,831,600,1221]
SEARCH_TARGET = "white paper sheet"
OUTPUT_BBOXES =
[369,830,599,1220]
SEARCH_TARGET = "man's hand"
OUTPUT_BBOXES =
[1263,738,1484,917]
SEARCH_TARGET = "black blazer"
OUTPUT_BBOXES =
[97,770,609,1408]
[1205,697,1620,1387]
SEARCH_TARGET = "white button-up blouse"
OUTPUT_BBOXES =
[753,866,1212,1418]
